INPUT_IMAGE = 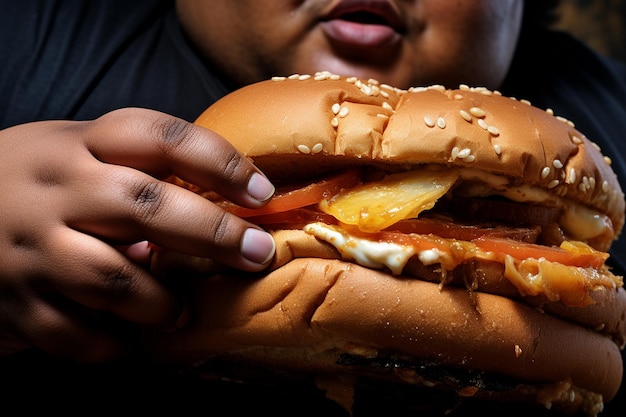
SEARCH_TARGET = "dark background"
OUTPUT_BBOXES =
[555,0,626,63]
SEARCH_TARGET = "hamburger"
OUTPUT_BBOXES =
[148,72,626,416]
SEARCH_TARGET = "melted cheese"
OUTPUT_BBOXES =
[304,168,620,306]
[560,203,613,241]
[303,222,622,307]
[320,167,613,242]
[303,223,415,275]
[319,169,459,232]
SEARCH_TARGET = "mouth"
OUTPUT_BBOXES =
[320,0,406,48]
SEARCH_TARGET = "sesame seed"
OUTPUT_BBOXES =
[604,156,613,165]
[424,116,435,128]
[566,168,576,184]
[368,78,380,85]
[346,77,358,83]
[382,102,394,112]
[330,74,341,80]
[311,143,323,154]
[469,107,486,118]
[332,103,341,114]
[436,117,446,129]
[429,85,446,92]
[487,126,500,136]
[548,179,560,188]
[578,183,587,193]
[314,71,333,78]
[271,76,287,81]
[297,144,311,154]
[602,180,610,192]
[338,106,349,118]
[380,90,390,98]
[477,119,488,130]
[553,159,564,169]
[459,110,472,122]
[457,148,471,159]
[588,177,596,189]
[571,135,582,144]
[541,167,551,178]
[454,94,464,100]
[546,108,554,115]
[451,147,460,159]
[376,113,389,119]
[493,144,502,155]
[288,73,300,80]
[360,85,374,96]
[459,84,470,91]
[464,155,476,162]
[331,117,339,127]
[520,99,531,106]
[555,115,575,128]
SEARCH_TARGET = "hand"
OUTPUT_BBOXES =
[0,108,276,362]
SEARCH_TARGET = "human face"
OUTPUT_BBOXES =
[176,0,523,90]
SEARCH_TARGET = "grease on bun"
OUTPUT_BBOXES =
[150,73,626,416]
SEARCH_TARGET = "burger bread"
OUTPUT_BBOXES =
[148,73,626,416]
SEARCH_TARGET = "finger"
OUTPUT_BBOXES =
[116,240,151,266]
[65,163,276,272]
[83,108,275,209]
[10,296,132,363]
[41,227,188,330]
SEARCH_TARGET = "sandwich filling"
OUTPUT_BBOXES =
[214,167,622,307]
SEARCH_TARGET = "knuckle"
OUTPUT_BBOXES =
[208,210,234,249]
[129,179,168,223]
[152,117,196,157]
[221,151,246,182]
[100,262,137,300]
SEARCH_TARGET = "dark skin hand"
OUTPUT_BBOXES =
[0,108,276,362]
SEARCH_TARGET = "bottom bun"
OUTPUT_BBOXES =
[148,253,623,416]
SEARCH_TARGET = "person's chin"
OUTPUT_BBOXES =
[297,54,404,89]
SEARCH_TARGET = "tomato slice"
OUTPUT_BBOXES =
[219,170,361,217]
[337,227,607,269]
[473,237,608,268]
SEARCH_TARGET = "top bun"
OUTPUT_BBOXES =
[195,72,625,240]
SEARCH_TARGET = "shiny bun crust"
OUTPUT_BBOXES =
[151,255,622,414]
[195,73,625,240]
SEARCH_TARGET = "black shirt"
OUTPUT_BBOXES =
[0,0,228,127]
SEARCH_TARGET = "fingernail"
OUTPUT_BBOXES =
[241,228,275,265]
[247,172,275,203]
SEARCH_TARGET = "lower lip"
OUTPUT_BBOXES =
[321,19,401,48]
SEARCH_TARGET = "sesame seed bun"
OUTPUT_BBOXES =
[150,73,626,416]
[195,74,624,242]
